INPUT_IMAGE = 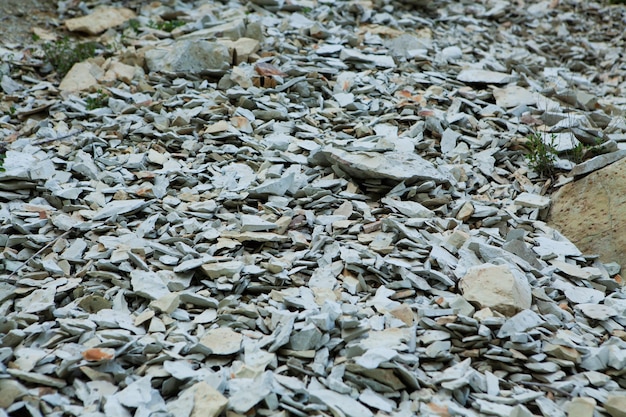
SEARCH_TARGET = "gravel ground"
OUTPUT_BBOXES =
[0,0,59,45]
[3,1,626,417]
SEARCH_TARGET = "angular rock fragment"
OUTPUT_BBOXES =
[145,41,231,75]
[199,327,242,355]
[65,7,136,34]
[310,147,451,184]
[459,263,532,316]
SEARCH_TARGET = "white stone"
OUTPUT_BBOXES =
[514,192,551,209]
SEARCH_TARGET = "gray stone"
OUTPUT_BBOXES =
[250,173,295,196]
[227,372,272,413]
[570,149,626,177]
[92,199,149,221]
[240,214,277,232]
[577,303,617,320]
[309,382,374,417]
[564,287,605,305]
[131,270,171,300]
[381,197,434,218]
[310,146,451,184]
[339,48,396,68]
[358,388,395,413]
[145,40,230,75]
[289,323,322,351]
[498,309,544,338]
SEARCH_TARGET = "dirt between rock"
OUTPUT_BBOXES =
[0,0,59,45]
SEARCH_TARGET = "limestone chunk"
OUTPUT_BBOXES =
[459,263,532,316]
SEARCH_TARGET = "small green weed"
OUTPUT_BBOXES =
[85,89,109,110]
[148,19,185,32]
[566,137,604,164]
[0,142,6,172]
[42,36,98,76]
[525,132,558,177]
[569,142,585,164]
[128,19,141,33]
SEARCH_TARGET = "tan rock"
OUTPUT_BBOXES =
[199,327,242,355]
[543,342,581,363]
[605,395,626,417]
[191,381,228,417]
[567,397,595,417]
[548,158,626,267]
[59,61,103,92]
[459,263,532,317]
[65,7,136,35]
[0,379,28,408]
[149,292,180,314]
[456,201,474,221]
[102,61,138,84]
[390,303,415,326]
[218,38,260,64]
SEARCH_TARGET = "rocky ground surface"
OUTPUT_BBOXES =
[2,0,626,416]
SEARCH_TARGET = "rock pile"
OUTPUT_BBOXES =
[1,0,626,416]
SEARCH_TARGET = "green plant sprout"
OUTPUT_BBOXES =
[0,142,6,172]
[85,89,109,110]
[148,20,185,32]
[525,132,558,178]
[128,19,141,33]
[42,36,98,76]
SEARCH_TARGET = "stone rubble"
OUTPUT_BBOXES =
[1,0,626,416]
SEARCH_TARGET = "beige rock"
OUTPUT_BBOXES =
[218,38,260,64]
[191,381,228,417]
[230,66,253,89]
[605,395,626,417]
[65,7,136,35]
[543,342,581,363]
[459,263,532,317]
[456,201,474,221]
[149,292,180,314]
[0,379,28,408]
[390,303,415,326]
[199,327,242,355]
[103,61,138,84]
[548,158,626,267]
[567,397,595,417]
[59,61,103,92]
